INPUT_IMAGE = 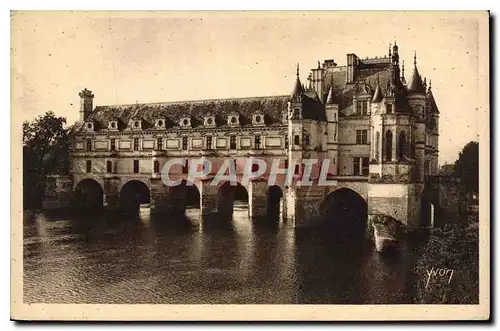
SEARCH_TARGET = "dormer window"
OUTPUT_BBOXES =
[85,122,94,131]
[134,121,140,128]
[386,104,393,114]
[356,100,369,116]
[252,114,265,126]
[155,119,166,129]
[108,120,118,130]
[180,117,191,128]
[228,114,240,127]
[204,116,215,127]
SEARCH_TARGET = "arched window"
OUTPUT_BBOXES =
[106,160,112,173]
[398,131,406,160]
[375,131,380,161]
[154,160,160,174]
[385,130,393,161]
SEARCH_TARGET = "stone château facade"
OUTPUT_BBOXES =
[46,43,443,230]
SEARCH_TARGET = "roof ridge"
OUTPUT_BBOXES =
[95,94,290,109]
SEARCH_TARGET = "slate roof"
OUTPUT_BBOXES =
[79,95,290,132]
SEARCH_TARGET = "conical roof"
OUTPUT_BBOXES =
[372,81,383,102]
[291,76,303,97]
[326,86,335,104]
[408,54,426,94]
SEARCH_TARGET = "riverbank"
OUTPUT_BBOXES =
[413,211,479,304]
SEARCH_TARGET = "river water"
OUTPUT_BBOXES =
[23,204,420,304]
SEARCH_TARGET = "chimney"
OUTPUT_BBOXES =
[346,53,358,84]
[79,88,94,121]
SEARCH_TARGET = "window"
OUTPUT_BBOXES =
[106,160,112,173]
[293,108,301,118]
[182,137,188,151]
[356,129,368,144]
[86,138,92,151]
[133,160,139,174]
[362,157,369,176]
[230,136,237,149]
[86,160,92,173]
[133,138,139,151]
[304,134,310,146]
[252,163,259,172]
[356,100,368,115]
[353,157,361,175]
[284,159,289,169]
[386,104,393,114]
[157,137,163,151]
[230,116,237,124]
[294,164,300,175]
[110,138,116,151]
[255,115,262,123]
[353,157,369,176]
[182,159,188,174]
[425,159,430,174]
[294,135,300,145]
[134,121,140,128]
[206,136,213,150]
[154,160,160,174]
[157,120,163,127]
[110,122,116,129]
[385,130,393,161]
[254,135,261,149]
[398,131,407,159]
[285,136,289,149]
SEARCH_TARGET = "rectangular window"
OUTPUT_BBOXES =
[353,157,361,175]
[154,160,160,174]
[106,160,112,173]
[362,100,368,115]
[206,136,213,150]
[254,135,261,149]
[356,129,368,144]
[284,159,289,169]
[294,135,300,145]
[362,157,369,176]
[157,137,163,151]
[86,138,92,152]
[86,160,92,173]
[386,104,393,114]
[110,138,116,151]
[133,138,139,151]
[133,160,139,174]
[356,101,362,115]
[230,136,237,149]
[293,108,300,118]
[182,137,188,150]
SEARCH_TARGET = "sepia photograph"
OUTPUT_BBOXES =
[10,11,489,320]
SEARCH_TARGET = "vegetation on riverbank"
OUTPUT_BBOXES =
[413,212,479,304]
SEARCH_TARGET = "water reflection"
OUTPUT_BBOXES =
[23,206,418,304]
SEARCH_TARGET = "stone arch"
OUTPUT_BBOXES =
[320,187,368,237]
[420,187,439,228]
[385,130,393,161]
[120,180,151,215]
[74,178,104,211]
[266,185,284,221]
[217,181,249,219]
[168,179,201,213]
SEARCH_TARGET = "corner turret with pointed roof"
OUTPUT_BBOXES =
[407,52,426,94]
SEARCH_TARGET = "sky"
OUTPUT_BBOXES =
[12,11,486,165]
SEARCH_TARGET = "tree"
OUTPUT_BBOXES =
[23,111,71,209]
[453,141,479,197]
